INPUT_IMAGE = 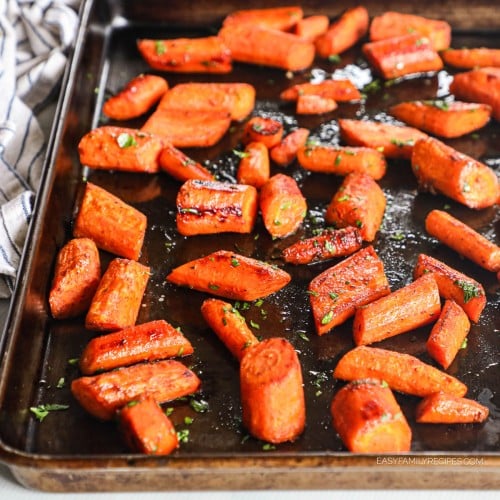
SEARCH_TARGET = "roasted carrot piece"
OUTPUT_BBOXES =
[411,136,499,209]
[369,11,451,51]
[333,346,468,398]
[425,209,500,273]
[297,142,387,180]
[166,250,291,301]
[338,118,428,160]
[85,259,150,332]
[176,179,258,236]
[200,298,259,361]
[270,128,310,167]
[236,141,270,189]
[280,79,362,103]
[102,74,168,121]
[222,6,303,31]
[240,337,305,444]
[331,379,412,453]
[282,226,362,265]
[119,396,179,455]
[78,127,164,173]
[259,173,307,239]
[296,94,338,115]
[159,144,213,182]
[441,48,500,69]
[73,182,147,261]
[79,319,194,375]
[415,392,489,424]
[325,172,386,242]
[49,238,101,320]
[242,117,284,149]
[71,359,201,420]
[362,34,443,80]
[294,15,329,42]
[309,246,390,335]
[137,37,232,73]
[315,6,369,58]
[413,254,486,323]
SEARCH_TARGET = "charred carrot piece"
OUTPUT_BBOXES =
[411,136,499,209]
[270,128,310,167]
[78,127,164,173]
[325,172,386,242]
[297,142,387,180]
[294,15,329,42]
[159,144,213,182]
[425,209,500,273]
[240,337,305,444]
[280,79,362,103]
[200,298,259,361]
[363,34,443,80]
[49,238,101,320]
[236,142,270,189]
[102,74,168,121]
[79,319,194,375]
[222,6,303,31]
[137,37,232,73]
[85,258,150,332]
[167,250,291,301]
[309,246,391,335]
[333,346,468,398]
[119,396,179,455]
[73,182,147,261]
[315,6,369,58]
[176,179,258,236]
[282,226,362,265]
[242,117,284,149]
[441,48,500,69]
[296,94,338,115]
[331,379,412,453]
[416,392,489,424]
[413,254,486,323]
[71,359,201,420]
[259,173,307,239]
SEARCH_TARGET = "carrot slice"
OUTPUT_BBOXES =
[441,48,500,69]
[242,117,284,149]
[236,141,270,189]
[270,128,310,167]
[222,6,303,31]
[240,337,305,444]
[294,15,329,42]
[159,144,213,182]
[296,94,338,115]
[280,79,362,103]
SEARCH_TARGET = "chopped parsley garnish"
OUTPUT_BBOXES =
[56,377,65,389]
[117,133,137,148]
[329,292,339,301]
[249,320,260,330]
[155,40,166,55]
[233,149,250,159]
[424,100,450,111]
[262,443,276,451]
[390,232,405,241]
[177,429,190,443]
[30,404,69,422]
[337,194,350,202]
[231,257,240,267]
[454,280,481,303]
[184,416,194,425]
[321,310,333,325]
[297,330,310,342]
[328,54,341,63]
[165,407,174,416]
[390,138,414,147]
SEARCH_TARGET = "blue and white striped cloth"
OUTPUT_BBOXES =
[0,0,80,297]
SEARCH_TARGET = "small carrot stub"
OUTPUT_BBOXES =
[411,137,500,209]
[441,48,500,69]
[308,246,391,335]
[78,127,164,173]
[176,179,258,236]
[331,379,412,453]
[415,392,489,424]
[325,172,386,242]
[294,15,329,42]
[79,319,194,375]
[242,117,284,149]
[425,209,500,273]
[73,182,147,261]
[167,250,291,301]
[85,258,150,332]
[280,80,362,103]
[200,298,259,361]
[413,254,486,323]
[49,238,101,320]
[282,226,363,265]
[222,6,303,31]
[137,37,232,73]
[333,346,468,398]
[240,337,305,444]
[259,173,307,239]
[71,359,201,420]
[270,128,310,167]
[102,74,168,120]
[296,95,338,115]
[236,142,270,189]
[159,144,213,182]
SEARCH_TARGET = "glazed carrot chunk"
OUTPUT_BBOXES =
[242,117,283,149]
[296,94,338,115]
[280,79,361,103]
[294,15,329,42]
[270,128,310,167]
[441,48,500,69]
[236,142,270,189]
[222,6,303,31]
[159,144,213,182]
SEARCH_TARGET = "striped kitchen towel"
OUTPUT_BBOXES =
[0,0,80,297]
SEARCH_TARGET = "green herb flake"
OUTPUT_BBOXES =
[471,133,480,140]
[117,133,137,148]
[297,330,310,342]
[249,320,260,330]
[363,79,381,94]
[68,358,79,366]
[355,219,363,228]
[155,40,166,55]
[381,380,389,388]
[231,257,240,267]
[390,232,405,241]
[262,443,276,451]
[423,100,450,111]
[177,346,185,356]
[329,292,339,301]
[30,404,69,422]
[233,149,250,159]
[337,194,350,202]
[310,370,329,388]
[184,416,194,425]
[56,377,65,389]
[334,155,342,166]
[254,299,264,307]
[165,407,174,417]
[328,54,341,63]
[208,283,220,290]
[321,310,333,325]
[461,338,468,349]
[177,429,190,443]
[252,122,264,133]
[126,400,139,408]
[307,290,319,297]
[390,138,414,147]
[454,280,482,303]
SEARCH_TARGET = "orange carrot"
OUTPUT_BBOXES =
[240,337,305,444]
[294,15,329,42]
[325,172,386,242]
[280,79,362,103]
[242,117,284,149]
[259,173,307,239]
[49,238,101,320]
[222,6,303,31]
[413,253,486,323]
[270,128,310,167]
[79,320,194,375]
[159,144,213,182]
[331,379,412,453]
[282,226,362,265]
[333,346,468,398]
[236,141,270,189]
[441,48,500,69]
[85,258,150,332]
[411,136,499,209]
[176,179,258,236]
[296,94,338,114]
[73,182,147,261]
[308,246,390,335]
[166,250,291,301]
[425,209,500,273]
[71,359,201,420]
[102,74,168,120]
[200,298,259,361]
